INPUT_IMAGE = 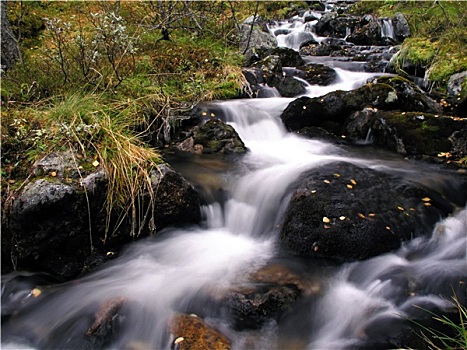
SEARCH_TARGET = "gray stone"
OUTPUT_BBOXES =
[447,71,467,96]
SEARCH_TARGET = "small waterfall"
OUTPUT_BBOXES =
[381,18,396,41]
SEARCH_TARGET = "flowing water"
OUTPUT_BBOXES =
[2,6,466,350]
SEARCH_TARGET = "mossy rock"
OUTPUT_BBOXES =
[193,119,246,154]
[345,109,467,161]
[281,77,442,132]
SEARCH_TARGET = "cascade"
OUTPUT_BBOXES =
[2,4,466,350]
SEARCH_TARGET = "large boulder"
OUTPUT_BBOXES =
[280,76,442,132]
[346,16,382,46]
[2,163,202,280]
[239,16,277,65]
[345,109,467,161]
[279,162,467,261]
[176,119,246,154]
[392,12,411,42]
[447,71,467,117]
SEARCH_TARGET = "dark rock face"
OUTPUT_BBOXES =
[255,47,306,68]
[347,17,381,46]
[296,63,338,86]
[269,75,307,97]
[225,284,301,330]
[222,263,311,330]
[279,162,466,261]
[280,76,442,132]
[177,119,246,154]
[392,12,411,42]
[3,164,202,280]
[345,109,467,158]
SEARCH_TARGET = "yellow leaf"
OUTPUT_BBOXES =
[31,288,41,298]
[358,213,366,219]
[92,160,100,167]
[339,216,346,221]
[50,171,57,177]
[323,180,331,184]
[424,202,432,207]
[334,173,341,177]
[385,226,391,231]
[346,184,353,189]
[322,217,330,223]
[350,179,357,185]
[368,213,376,217]
[397,206,405,211]
[421,197,431,202]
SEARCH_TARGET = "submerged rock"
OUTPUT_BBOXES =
[170,314,231,350]
[279,162,466,261]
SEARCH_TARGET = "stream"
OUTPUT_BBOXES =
[2,3,466,350]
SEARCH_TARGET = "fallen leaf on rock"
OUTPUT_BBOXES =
[422,197,431,202]
[424,202,432,207]
[323,180,330,184]
[350,179,357,185]
[397,206,405,211]
[368,213,376,217]
[339,216,346,221]
[358,213,365,219]
[322,217,330,223]
[30,288,42,298]
[346,184,353,189]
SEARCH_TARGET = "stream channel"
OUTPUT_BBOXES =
[2,3,467,350]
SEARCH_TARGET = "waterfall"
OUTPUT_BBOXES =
[381,18,396,41]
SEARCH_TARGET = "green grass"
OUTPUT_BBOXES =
[415,294,467,350]
[351,1,467,95]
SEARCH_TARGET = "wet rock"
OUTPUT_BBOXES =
[170,314,231,350]
[375,76,442,114]
[315,12,339,36]
[347,16,381,46]
[279,162,466,261]
[239,17,277,65]
[447,71,467,117]
[280,83,396,131]
[392,12,411,42]
[3,164,202,281]
[186,119,246,154]
[225,283,301,330]
[251,55,282,74]
[316,14,360,38]
[254,47,306,68]
[296,63,338,85]
[152,164,203,230]
[280,76,442,132]
[268,76,307,97]
[345,109,467,161]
